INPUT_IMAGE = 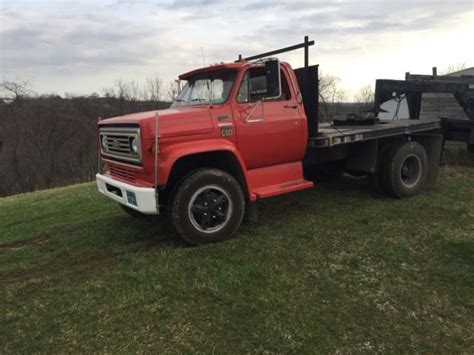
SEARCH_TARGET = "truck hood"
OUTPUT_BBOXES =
[98,106,214,139]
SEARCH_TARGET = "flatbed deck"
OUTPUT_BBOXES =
[309,119,441,148]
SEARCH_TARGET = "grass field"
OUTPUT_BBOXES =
[1,148,473,353]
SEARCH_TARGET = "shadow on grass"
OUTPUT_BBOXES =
[315,174,389,200]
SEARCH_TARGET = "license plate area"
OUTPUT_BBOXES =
[126,191,137,206]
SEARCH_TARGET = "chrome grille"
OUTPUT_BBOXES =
[99,126,141,163]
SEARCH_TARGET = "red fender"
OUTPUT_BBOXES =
[158,139,254,199]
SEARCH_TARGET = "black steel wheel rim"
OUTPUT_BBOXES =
[400,154,422,188]
[188,185,233,233]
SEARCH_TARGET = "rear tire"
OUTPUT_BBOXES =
[381,141,428,198]
[170,169,245,245]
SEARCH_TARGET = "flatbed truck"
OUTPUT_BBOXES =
[96,37,443,245]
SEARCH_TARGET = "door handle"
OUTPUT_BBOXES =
[284,104,298,109]
[245,118,263,123]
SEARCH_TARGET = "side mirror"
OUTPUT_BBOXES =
[265,59,281,99]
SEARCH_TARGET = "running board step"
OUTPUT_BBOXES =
[253,180,314,199]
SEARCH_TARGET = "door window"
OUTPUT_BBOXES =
[237,67,291,103]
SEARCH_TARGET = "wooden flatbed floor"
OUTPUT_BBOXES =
[309,119,441,148]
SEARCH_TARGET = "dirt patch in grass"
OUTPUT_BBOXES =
[0,227,72,249]
[0,221,177,289]
[0,240,167,288]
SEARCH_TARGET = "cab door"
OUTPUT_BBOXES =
[232,65,306,169]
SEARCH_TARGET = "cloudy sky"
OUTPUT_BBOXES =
[1,0,473,99]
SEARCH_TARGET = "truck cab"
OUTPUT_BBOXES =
[97,58,314,245]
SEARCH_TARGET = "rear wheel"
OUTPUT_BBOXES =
[170,169,245,245]
[382,141,428,198]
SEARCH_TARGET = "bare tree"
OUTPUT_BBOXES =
[353,84,375,115]
[439,63,467,75]
[318,73,346,122]
[166,80,181,102]
[114,79,142,101]
[0,80,32,102]
[145,74,163,103]
[0,81,35,192]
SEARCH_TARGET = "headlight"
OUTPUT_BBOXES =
[131,137,139,155]
[101,135,108,150]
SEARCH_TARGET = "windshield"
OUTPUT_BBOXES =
[171,70,237,108]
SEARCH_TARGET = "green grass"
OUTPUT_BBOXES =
[1,166,473,353]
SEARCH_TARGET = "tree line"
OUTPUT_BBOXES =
[0,79,172,197]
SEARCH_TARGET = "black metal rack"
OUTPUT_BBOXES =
[374,76,474,146]
[237,36,314,68]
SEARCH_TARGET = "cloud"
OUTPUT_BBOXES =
[164,0,221,10]
[1,3,165,72]
[1,0,472,95]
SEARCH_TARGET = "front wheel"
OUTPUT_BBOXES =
[170,169,245,245]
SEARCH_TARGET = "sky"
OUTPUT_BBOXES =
[1,0,473,99]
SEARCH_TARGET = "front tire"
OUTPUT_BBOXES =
[170,169,245,245]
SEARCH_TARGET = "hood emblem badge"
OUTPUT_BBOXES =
[111,140,121,149]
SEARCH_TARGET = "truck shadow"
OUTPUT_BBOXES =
[315,174,380,197]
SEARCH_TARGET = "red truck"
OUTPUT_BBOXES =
[96,37,442,245]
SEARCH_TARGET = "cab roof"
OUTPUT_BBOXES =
[178,61,247,80]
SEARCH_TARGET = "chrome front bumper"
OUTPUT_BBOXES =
[96,174,159,215]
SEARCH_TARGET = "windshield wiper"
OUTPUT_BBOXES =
[191,98,207,102]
